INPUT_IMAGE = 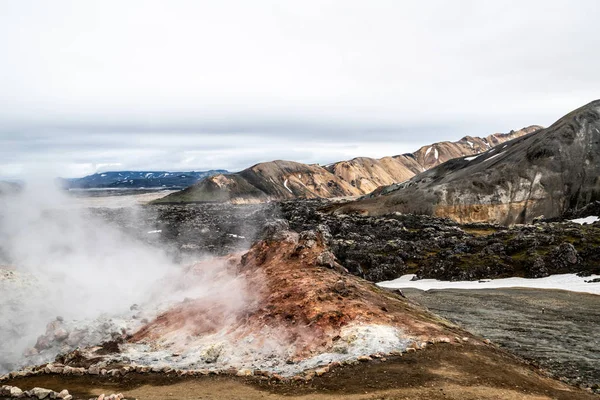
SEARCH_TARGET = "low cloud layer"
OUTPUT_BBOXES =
[1,0,599,178]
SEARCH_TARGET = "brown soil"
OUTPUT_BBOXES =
[4,344,595,400]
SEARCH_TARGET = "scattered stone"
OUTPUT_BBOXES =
[31,387,53,399]
[136,366,150,373]
[235,368,253,377]
[9,386,23,397]
[71,367,86,376]
[357,355,372,362]
[270,374,283,382]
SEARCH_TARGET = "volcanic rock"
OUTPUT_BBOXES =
[278,199,600,280]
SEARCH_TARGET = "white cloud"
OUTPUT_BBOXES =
[0,0,598,177]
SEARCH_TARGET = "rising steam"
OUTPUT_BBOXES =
[0,177,248,373]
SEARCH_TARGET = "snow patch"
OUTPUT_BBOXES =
[466,141,474,148]
[378,273,600,295]
[147,230,162,234]
[283,179,293,194]
[425,147,432,157]
[464,155,478,161]
[434,148,439,160]
[570,216,600,225]
[483,152,504,162]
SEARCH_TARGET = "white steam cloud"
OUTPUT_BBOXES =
[0,178,248,373]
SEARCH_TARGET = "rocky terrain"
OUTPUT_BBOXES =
[154,127,537,204]
[277,199,600,282]
[85,199,600,283]
[2,223,597,399]
[402,287,600,391]
[3,342,596,400]
[2,196,600,399]
[333,100,600,224]
[89,203,275,261]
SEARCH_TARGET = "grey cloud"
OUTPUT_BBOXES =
[0,0,598,178]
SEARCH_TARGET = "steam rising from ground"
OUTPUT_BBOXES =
[0,179,248,373]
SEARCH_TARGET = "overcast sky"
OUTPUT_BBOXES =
[0,0,598,178]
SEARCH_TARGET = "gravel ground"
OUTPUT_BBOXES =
[401,288,600,390]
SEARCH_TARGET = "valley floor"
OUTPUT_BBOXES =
[401,288,600,390]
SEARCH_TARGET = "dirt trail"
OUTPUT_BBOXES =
[4,345,595,400]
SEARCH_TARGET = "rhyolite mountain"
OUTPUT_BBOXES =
[331,100,600,225]
[61,170,227,190]
[155,127,539,204]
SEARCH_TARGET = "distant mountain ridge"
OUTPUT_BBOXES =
[330,100,600,225]
[155,126,540,203]
[61,170,227,190]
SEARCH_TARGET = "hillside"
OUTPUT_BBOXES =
[330,100,600,225]
[155,127,539,204]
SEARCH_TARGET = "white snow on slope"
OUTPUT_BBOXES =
[283,179,293,193]
[378,274,600,295]
[484,152,503,162]
[464,155,478,161]
[425,147,432,157]
[434,148,439,160]
[466,141,474,148]
[569,216,599,225]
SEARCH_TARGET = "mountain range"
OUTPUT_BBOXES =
[331,100,600,224]
[154,126,540,204]
[61,170,227,190]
